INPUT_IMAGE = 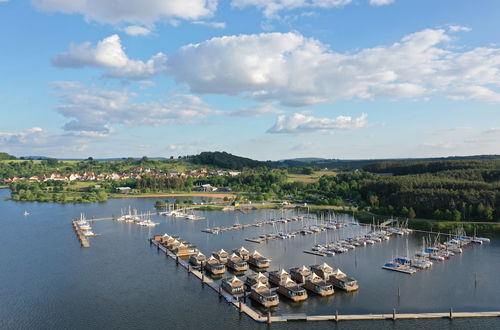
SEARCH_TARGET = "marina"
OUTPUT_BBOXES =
[2,193,499,328]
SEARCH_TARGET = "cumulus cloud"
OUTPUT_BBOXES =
[52,34,167,79]
[0,127,48,146]
[0,127,96,156]
[32,0,217,25]
[369,0,394,6]
[52,83,221,136]
[167,29,500,106]
[230,103,284,117]
[267,113,368,134]
[231,0,352,19]
[123,25,152,36]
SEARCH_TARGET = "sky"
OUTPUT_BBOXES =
[1,0,500,160]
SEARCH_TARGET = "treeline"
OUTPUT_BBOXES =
[187,152,267,170]
[363,159,500,175]
[0,152,16,160]
[9,180,108,203]
[135,177,192,191]
[360,159,500,221]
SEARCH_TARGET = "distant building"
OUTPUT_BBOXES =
[199,184,217,192]
[116,187,132,194]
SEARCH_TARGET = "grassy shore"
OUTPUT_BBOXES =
[110,192,237,199]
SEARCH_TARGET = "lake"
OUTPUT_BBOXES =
[1,189,499,329]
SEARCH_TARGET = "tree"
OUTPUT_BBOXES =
[154,200,166,210]
[408,207,416,219]
[368,194,379,207]
[452,209,461,221]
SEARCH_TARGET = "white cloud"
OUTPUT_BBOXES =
[0,127,48,146]
[32,0,217,25]
[230,103,284,117]
[369,0,394,6]
[193,21,226,28]
[0,127,97,156]
[52,83,221,136]
[231,0,352,19]
[167,29,500,106]
[448,25,471,33]
[123,25,152,36]
[267,113,368,134]
[52,34,167,79]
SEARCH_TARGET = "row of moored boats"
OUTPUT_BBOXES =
[383,232,490,275]
[116,207,159,227]
[311,227,413,256]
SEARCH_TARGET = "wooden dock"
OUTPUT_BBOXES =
[270,311,500,322]
[304,250,327,257]
[86,217,115,222]
[245,238,264,244]
[150,239,500,324]
[72,221,90,248]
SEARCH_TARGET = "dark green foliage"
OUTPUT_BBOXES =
[361,159,500,221]
[0,152,16,160]
[187,152,266,169]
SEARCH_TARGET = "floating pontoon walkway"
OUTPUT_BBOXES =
[72,220,90,248]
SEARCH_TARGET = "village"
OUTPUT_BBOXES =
[3,167,242,187]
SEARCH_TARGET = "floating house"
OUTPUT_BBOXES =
[204,256,226,275]
[303,273,334,296]
[268,269,290,286]
[289,265,312,284]
[249,282,279,308]
[221,276,245,295]
[277,277,308,302]
[212,249,229,264]
[189,251,206,266]
[227,253,249,272]
[233,246,250,261]
[248,250,271,269]
[245,272,268,287]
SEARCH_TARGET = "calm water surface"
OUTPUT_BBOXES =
[1,189,499,330]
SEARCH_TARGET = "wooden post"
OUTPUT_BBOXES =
[393,308,396,320]
[449,307,453,319]
[149,238,152,246]
[187,264,190,275]
[219,286,222,298]
[335,310,338,322]
[267,311,271,324]
[239,300,242,313]
[176,256,179,265]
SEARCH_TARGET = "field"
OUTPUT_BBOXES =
[287,170,337,183]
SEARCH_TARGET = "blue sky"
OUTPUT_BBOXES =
[1,0,500,160]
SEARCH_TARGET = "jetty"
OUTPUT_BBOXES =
[269,311,500,322]
[72,220,90,248]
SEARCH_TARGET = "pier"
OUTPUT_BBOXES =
[149,238,500,324]
[72,220,90,248]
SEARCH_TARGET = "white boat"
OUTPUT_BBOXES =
[23,211,30,216]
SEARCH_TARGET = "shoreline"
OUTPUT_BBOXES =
[111,192,237,199]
